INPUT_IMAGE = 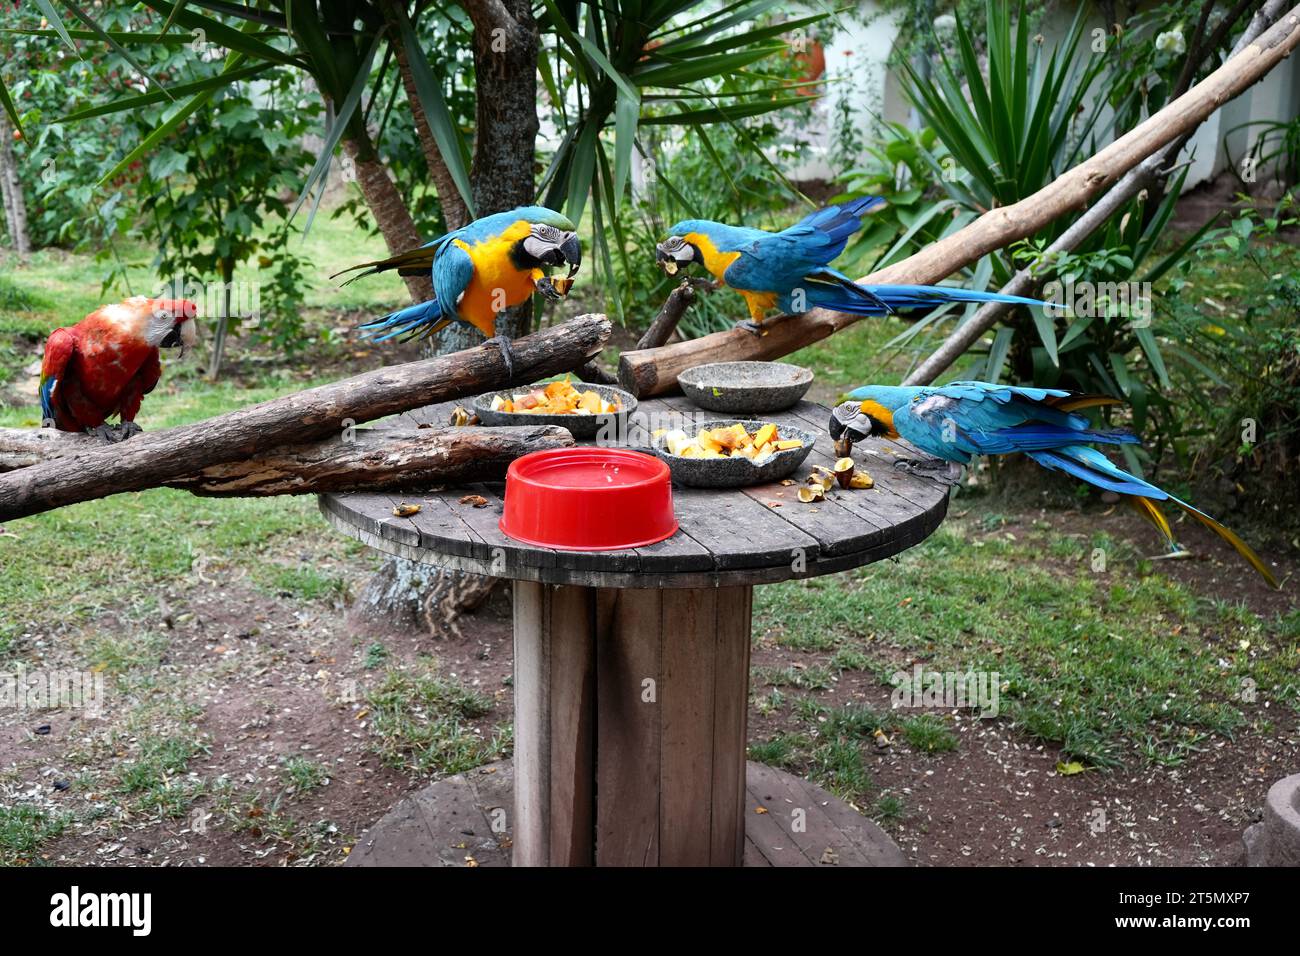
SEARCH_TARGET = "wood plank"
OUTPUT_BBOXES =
[511,580,549,866]
[595,587,663,865]
[546,584,596,865]
[710,585,752,865]
[658,586,719,866]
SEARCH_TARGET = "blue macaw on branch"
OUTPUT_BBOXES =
[829,381,1280,589]
[333,206,581,376]
[655,197,1047,333]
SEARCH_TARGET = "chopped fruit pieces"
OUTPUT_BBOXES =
[849,470,874,489]
[492,376,622,415]
[660,422,803,459]
[834,457,855,489]
[797,485,824,503]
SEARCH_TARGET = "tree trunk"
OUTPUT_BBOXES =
[0,113,31,260]
[207,256,234,380]
[342,133,435,303]
[364,0,545,636]
[433,0,541,353]
[380,0,471,232]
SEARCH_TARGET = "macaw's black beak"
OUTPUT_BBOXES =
[560,234,581,277]
[829,402,866,458]
[656,240,697,277]
[160,326,182,349]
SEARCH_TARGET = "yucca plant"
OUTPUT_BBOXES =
[900,0,1118,254]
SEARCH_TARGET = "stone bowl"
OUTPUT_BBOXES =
[651,419,816,488]
[678,361,814,414]
[472,382,637,440]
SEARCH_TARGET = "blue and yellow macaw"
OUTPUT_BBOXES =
[829,381,1280,588]
[334,206,581,374]
[655,198,1046,334]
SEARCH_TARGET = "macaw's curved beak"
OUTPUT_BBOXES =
[655,242,679,275]
[560,233,581,277]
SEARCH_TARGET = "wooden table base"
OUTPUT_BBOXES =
[513,580,752,866]
[345,759,909,867]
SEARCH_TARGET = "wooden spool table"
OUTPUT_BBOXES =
[322,395,956,867]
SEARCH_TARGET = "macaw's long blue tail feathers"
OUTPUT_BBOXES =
[356,298,453,343]
[803,280,1049,317]
[864,284,1048,312]
[1027,445,1279,588]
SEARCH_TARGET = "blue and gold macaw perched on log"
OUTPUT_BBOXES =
[829,381,1280,588]
[333,206,581,376]
[655,197,1046,334]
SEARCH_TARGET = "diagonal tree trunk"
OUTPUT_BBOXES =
[354,0,544,636]
[0,113,31,260]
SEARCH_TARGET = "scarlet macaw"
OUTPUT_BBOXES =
[39,296,198,442]
[654,198,1046,333]
[829,381,1280,588]
[334,206,581,376]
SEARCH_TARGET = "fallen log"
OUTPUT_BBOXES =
[0,424,574,494]
[616,5,1300,397]
[0,314,610,521]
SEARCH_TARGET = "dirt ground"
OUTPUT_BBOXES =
[4,500,1294,868]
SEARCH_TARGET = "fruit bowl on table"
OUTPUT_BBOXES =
[651,419,816,488]
[472,379,636,440]
[678,361,814,414]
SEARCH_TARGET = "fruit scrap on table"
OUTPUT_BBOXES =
[489,376,621,415]
[800,462,873,502]
[658,422,803,462]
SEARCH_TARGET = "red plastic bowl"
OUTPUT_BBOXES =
[500,447,677,551]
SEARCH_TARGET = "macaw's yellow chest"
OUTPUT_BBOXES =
[453,222,540,335]
[682,231,741,284]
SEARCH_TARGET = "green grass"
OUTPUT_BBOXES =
[755,522,1300,769]
[899,715,960,754]
[281,757,330,792]
[366,662,507,776]
[0,805,71,866]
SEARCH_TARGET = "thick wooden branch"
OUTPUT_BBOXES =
[0,314,611,521]
[617,4,1300,397]
[0,425,573,496]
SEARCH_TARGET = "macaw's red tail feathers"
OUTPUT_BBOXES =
[331,246,437,286]
[1049,393,1124,413]
[1168,498,1281,589]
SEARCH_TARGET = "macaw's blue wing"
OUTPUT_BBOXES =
[1027,444,1279,588]
[783,196,886,262]
[721,198,886,296]
[357,239,474,343]
[891,383,1137,463]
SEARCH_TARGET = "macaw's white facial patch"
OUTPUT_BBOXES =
[145,308,176,347]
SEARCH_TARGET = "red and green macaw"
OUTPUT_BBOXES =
[334,206,581,377]
[40,296,198,442]
[654,198,1046,333]
[829,381,1280,588]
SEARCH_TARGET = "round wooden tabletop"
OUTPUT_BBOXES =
[319,395,957,589]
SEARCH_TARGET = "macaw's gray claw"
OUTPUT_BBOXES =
[485,335,517,382]
[893,457,959,486]
[535,276,564,302]
[118,421,143,440]
[735,319,765,337]
[87,424,125,444]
